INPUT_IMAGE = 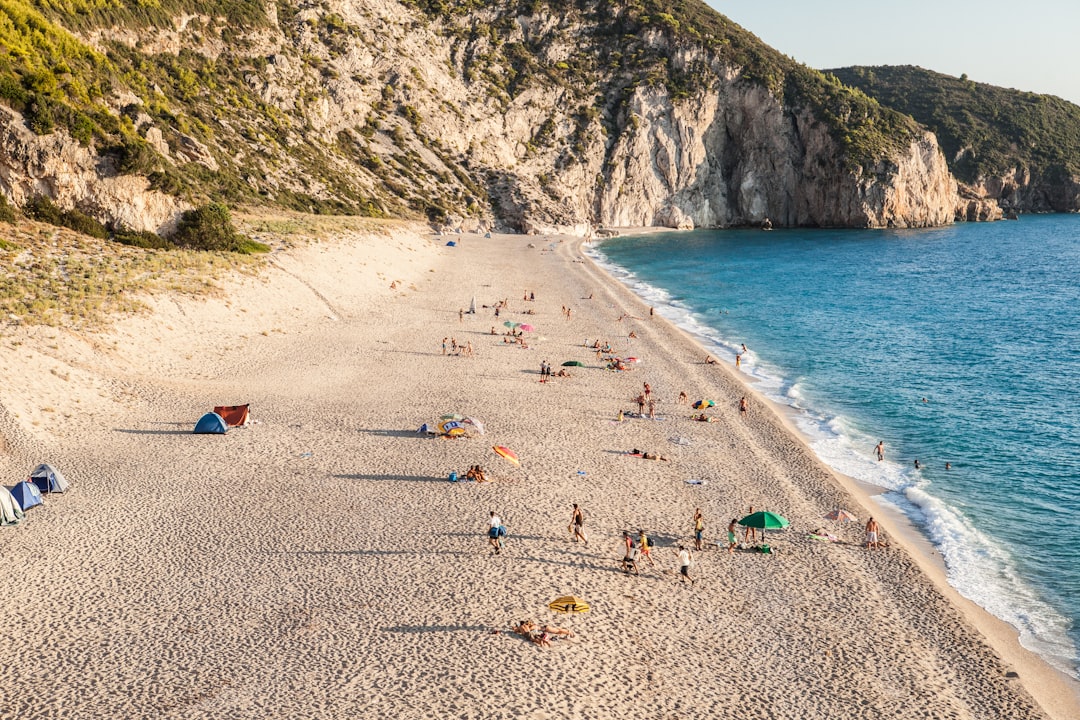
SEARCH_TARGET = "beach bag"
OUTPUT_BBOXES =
[449,471,458,482]
[497,525,507,538]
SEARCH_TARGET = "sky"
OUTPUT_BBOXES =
[707,0,1080,106]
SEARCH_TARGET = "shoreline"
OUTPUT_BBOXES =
[580,229,1080,716]
[1,221,1077,718]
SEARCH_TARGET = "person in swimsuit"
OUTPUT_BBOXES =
[621,532,640,575]
[727,518,739,555]
[488,511,503,554]
[865,517,880,549]
[569,504,588,545]
[693,508,705,551]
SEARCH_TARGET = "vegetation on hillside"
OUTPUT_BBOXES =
[828,65,1080,184]
[0,0,932,245]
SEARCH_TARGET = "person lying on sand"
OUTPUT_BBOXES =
[512,620,574,646]
[629,449,669,461]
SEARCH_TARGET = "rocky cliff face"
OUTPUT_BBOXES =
[0,0,962,236]
[0,106,188,234]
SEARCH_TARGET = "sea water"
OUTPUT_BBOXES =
[590,215,1080,679]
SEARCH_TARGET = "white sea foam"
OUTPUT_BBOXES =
[587,241,1079,679]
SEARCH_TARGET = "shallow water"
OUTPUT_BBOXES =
[592,215,1080,678]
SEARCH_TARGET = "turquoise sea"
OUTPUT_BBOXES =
[590,215,1080,679]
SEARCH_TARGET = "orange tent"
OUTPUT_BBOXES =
[213,404,250,427]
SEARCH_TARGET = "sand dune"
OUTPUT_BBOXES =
[1,223,1076,719]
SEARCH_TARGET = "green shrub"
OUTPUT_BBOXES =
[23,195,108,237]
[110,225,174,249]
[171,202,252,252]
[0,194,18,223]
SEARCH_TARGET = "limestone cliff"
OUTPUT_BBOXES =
[0,0,961,235]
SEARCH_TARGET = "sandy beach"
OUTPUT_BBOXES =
[1,220,1077,719]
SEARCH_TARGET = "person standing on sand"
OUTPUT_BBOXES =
[568,504,588,545]
[643,382,652,399]
[693,508,705,551]
[875,441,885,461]
[488,511,503,554]
[743,506,758,543]
[459,308,464,323]
[676,545,694,585]
[740,396,748,414]
[727,519,739,555]
[735,353,741,369]
[621,532,640,575]
[442,337,448,355]
[865,517,880,549]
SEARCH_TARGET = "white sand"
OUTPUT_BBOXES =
[1,221,1077,719]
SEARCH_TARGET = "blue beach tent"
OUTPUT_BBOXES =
[30,463,70,494]
[445,240,457,247]
[10,480,43,510]
[194,412,229,434]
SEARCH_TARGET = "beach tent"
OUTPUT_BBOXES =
[446,241,457,247]
[0,487,24,526]
[30,463,69,494]
[213,404,250,427]
[193,412,229,434]
[10,480,43,510]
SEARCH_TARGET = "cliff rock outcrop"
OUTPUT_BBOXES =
[0,1,965,235]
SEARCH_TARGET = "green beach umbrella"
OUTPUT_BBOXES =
[562,360,585,367]
[738,511,790,546]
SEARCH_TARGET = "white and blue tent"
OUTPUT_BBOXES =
[30,463,69,494]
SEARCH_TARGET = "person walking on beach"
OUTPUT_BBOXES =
[727,519,739,554]
[875,441,885,461]
[735,353,741,369]
[459,308,464,323]
[488,511,504,554]
[693,508,705,551]
[739,396,748,414]
[568,504,588,545]
[676,545,694,585]
[637,529,656,567]
[620,532,640,575]
[865,517,880,549]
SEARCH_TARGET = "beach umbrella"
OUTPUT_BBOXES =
[692,399,715,409]
[562,361,585,367]
[438,419,467,437]
[824,509,858,523]
[738,510,790,545]
[519,323,536,332]
[492,445,520,466]
[503,320,520,329]
[548,595,590,613]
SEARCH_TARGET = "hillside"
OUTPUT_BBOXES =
[0,0,957,235]
[828,65,1080,214]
